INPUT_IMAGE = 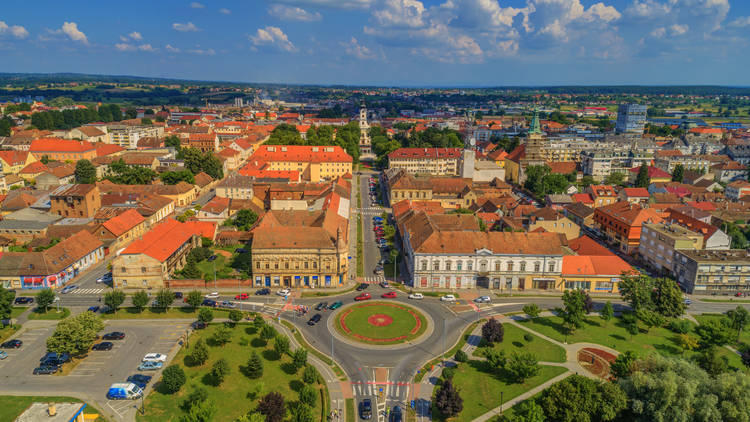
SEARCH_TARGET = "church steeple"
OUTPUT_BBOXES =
[529,108,541,134]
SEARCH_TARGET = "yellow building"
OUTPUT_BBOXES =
[0,150,37,176]
[387,171,478,209]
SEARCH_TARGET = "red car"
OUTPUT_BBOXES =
[235,293,249,300]
[381,291,397,299]
[354,293,372,301]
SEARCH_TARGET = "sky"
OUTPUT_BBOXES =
[1,0,750,86]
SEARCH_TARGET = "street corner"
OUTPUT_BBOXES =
[340,381,354,399]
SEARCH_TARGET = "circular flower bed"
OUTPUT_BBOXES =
[335,301,427,345]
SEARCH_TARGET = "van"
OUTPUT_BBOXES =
[107,382,143,400]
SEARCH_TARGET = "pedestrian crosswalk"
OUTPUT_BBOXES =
[70,288,105,295]
[351,381,411,402]
[361,276,386,284]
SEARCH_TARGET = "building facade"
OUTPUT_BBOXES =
[49,184,101,218]
[387,148,462,176]
[674,249,750,294]
[615,104,647,134]
[638,223,704,274]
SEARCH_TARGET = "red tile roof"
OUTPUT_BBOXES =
[252,145,352,163]
[19,161,48,175]
[30,138,96,153]
[102,209,145,237]
[571,193,594,204]
[622,188,650,198]
[95,144,125,157]
[0,150,31,166]
[567,235,615,256]
[121,219,201,262]
[547,161,576,174]
[562,255,633,276]
[628,165,671,179]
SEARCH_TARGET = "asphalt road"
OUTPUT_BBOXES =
[359,172,387,284]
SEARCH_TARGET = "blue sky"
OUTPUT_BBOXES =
[1,0,749,86]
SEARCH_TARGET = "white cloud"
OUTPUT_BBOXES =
[0,21,29,39]
[188,47,215,55]
[115,43,135,51]
[190,2,205,8]
[219,8,231,14]
[172,22,200,32]
[129,31,142,40]
[522,0,621,44]
[116,42,157,52]
[729,16,750,28]
[374,0,426,28]
[119,35,129,42]
[165,44,181,53]
[138,43,156,51]
[249,26,297,52]
[61,22,89,44]
[341,37,381,59]
[268,4,323,21]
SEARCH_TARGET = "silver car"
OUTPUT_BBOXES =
[474,296,491,303]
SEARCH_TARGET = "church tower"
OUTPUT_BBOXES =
[358,104,371,155]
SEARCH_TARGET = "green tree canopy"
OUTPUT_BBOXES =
[74,159,97,184]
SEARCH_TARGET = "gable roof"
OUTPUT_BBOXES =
[30,138,95,153]
[120,219,200,262]
[101,209,145,236]
[561,255,633,276]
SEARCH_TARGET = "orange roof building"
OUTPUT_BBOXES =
[242,145,352,182]
[593,202,664,254]
[29,138,97,161]
[560,254,634,293]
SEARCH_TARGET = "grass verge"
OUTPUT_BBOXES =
[27,308,70,320]
[301,284,357,298]
[475,323,566,363]
[0,324,20,343]
[11,307,28,318]
[415,319,483,383]
[346,398,355,422]
[101,307,231,320]
[0,396,107,422]
[280,320,346,378]
[333,301,428,345]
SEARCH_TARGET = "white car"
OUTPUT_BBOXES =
[277,288,291,296]
[474,296,491,303]
[60,285,78,294]
[440,294,456,302]
[204,292,219,299]
[142,353,167,362]
[408,293,424,300]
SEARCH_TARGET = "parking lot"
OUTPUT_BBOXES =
[0,320,189,421]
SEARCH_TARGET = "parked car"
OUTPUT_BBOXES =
[142,353,167,362]
[235,293,249,300]
[374,266,384,275]
[60,285,78,294]
[201,299,217,307]
[315,302,328,311]
[360,398,372,420]
[379,281,390,288]
[0,350,7,360]
[307,314,322,326]
[13,297,33,305]
[236,248,248,253]
[684,298,692,305]
[255,288,270,295]
[204,292,220,299]
[40,352,70,366]
[192,321,207,330]
[441,294,456,302]
[381,291,397,299]
[408,293,424,300]
[107,382,143,400]
[87,306,100,313]
[736,292,745,297]
[328,301,343,310]
[137,361,163,371]
[173,292,183,299]
[126,374,153,389]
[92,342,113,351]
[207,255,217,262]
[355,293,372,301]
[33,365,60,375]
[277,288,291,296]
[356,283,369,291]
[102,332,125,340]
[474,296,491,303]
[390,405,402,422]
[96,275,111,283]
[219,301,236,309]
[1,340,22,349]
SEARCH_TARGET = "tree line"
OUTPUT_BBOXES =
[30,104,123,130]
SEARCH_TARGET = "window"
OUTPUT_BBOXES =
[141,267,146,273]
[433,261,440,271]
[120,267,127,273]
[421,261,428,271]
[548,262,555,272]
[495,262,501,271]
[467,261,473,271]
[304,262,309,269]
[534,262,540,272]
[457,261,463,271]
[274,263,279,270]
[313,262,317,269]
[445,261,452,271]
[265,263,270,269]
[480,261,487,271]
[507,261,514,271]
[256,262,261,269]
[520,262,527,272]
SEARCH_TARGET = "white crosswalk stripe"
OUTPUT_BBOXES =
[362,276,386,284]
[72,288,105,295]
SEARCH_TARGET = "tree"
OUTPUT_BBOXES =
[600,301,614,325]
[726,305,749,341]
[0,287,15,324]
[132,290,149,312]
[233,209,259,230]
[584,293,595,314]
[198,308,214,323]
[635,163,650,188]
[618,273,654,312]
[741,349,750,368]
[635,309,665,332]
[523,304,541,319]
[671,164,685,182]
[651,278,685,318]
[181,386,208,411]
[189,338,209,366]
[210,358,230,385]
[434,379,463,417]
[454,349,468,363]
[260,324,277,341]
[504,352,540,383]
[558,289,587,339]
[274,336,290,357]
[186,290,202,310]
[165,135,181,150]
[235,413,266,422]
[160,170,195,185]
[161,365,186,393]
[35,288,56,312]
[303,365,319,384]
[46,311,104,355]
[291,348,308,370]
[257,391,285,422]
[0,117,13,137]
[676,333,699,354]
[697,348,729,376]
[695,318,733,349]
[540,375,626,422]
[228,309,243,325]
[180,399,216,422]
[246,351,263,378]
[212,325,232,347]
[74,159,97,184]
[298,384,316,407]
[610,350,637,379]
[481,318,504,345]
[500,400,545,422]
[155,288,174,309]
[141,117,153,125]
[125,107,138,119]
[603,172,625,186]
[181,254,202,279]
[103,289,125,312]
[289,403,314,422]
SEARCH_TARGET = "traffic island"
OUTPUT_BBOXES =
[332,301,430,346]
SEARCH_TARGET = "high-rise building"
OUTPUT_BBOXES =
[615,104,647,134]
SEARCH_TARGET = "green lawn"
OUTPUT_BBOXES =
[518,315,690,357]
[477,324,566,363]
[11,307,28,318]
[101,307,232,320]
[196,254,234,280]
[301,284,357,298]
[0,324,20,343]
[27,308,70,320]
[436,361,568,422]
[335,302,427,344]
[138,322,325,421]
[0,396,106,421]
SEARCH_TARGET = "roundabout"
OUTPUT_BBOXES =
[333,301,430,346]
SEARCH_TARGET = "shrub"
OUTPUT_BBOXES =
[198,308,214,323]
[668,319,692,334]
[189,338,209,366]
[291,348,308,370]
[181,387,208,411]
[434,380,463,417]
[246,351,263,378]
[161,365,186,393]
[524,333,534,342]
[454,349,468,363]
[299,384,317,407]
[442,367,456,380]
[274,336,290,357]
[303,365,319,384]
[210,358,230,385]
[481,318,504,345]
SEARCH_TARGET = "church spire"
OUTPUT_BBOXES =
[529,108,541,134]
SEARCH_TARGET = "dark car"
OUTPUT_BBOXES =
[390,406,402,422]
[92,342,113,351]
[207,255,218,262]
[356,283,369,291]
[328,301,343,310]
[201,299,217,307]
[173,292,183,299]
[255,288,270,295]
[127,374,153,389]
[87,306,100,313]
[40,352,70,366]
[360,398,372,420]
[315,302,328,311]
[1,339,22,349]
[33,365,59,375]
[307,314,322,326]
[14,297,33,305]
[192,321,207,330]
[102,332,125,340]
[236,248,248,253]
